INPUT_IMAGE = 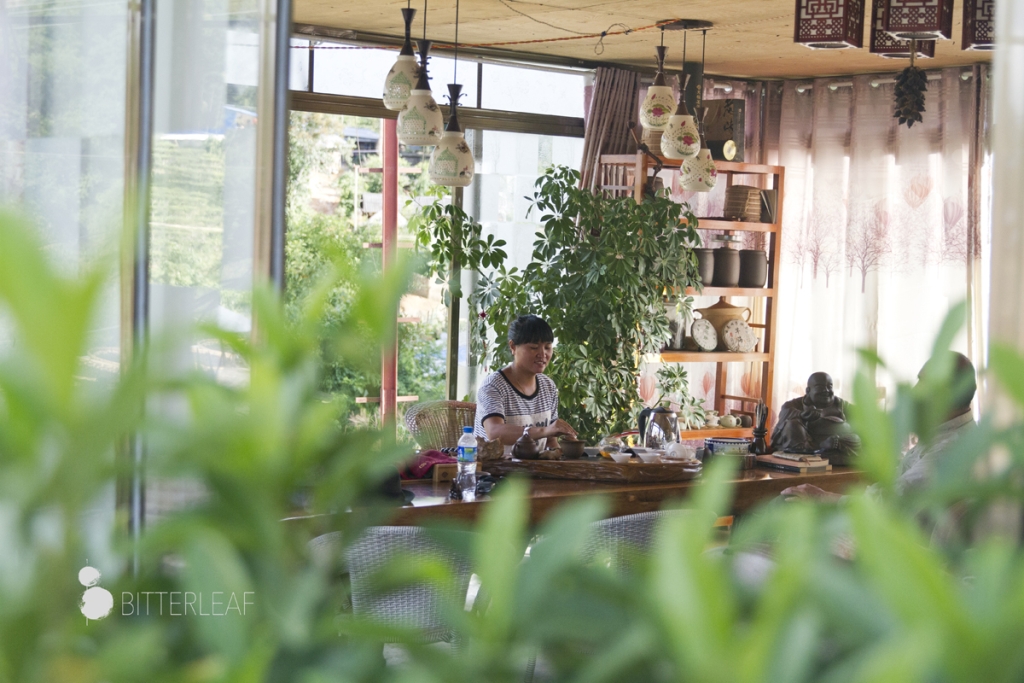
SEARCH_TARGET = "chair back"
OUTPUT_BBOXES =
[404,400,478,450]
[344,526,472,643]
[580,510,700,573]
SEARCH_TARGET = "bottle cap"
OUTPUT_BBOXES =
[463,426,473,433]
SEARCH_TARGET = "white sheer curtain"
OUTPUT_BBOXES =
[771,67,989,412]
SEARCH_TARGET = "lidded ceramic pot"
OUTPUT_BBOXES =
[640,46,675,131]
[397,40,444,147]
[383,8,420,111]
[694,296,751,335]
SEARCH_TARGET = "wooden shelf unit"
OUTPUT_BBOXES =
[599,154,785,432]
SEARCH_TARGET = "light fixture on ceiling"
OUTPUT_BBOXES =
[397,0,444,147]
[870,0,936,58]
[794,0,864,49]
[680,29,716,193]
[639,29,675,141]
[962,0,994,50]
[884,0,954,41]
[660,29,700,161]
[383,3,418,110]
[429,0,474,187]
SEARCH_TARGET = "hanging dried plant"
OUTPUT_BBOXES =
[894,40,927,128]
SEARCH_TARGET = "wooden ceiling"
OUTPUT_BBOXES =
[293,0,991,79]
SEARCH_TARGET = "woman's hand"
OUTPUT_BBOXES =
[780,483,843,503]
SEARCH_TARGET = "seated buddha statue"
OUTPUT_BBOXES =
[770,372,860,465]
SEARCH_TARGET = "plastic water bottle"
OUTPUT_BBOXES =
[457,426,478,502]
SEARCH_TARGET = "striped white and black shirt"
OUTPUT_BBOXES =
[474,369,559,439]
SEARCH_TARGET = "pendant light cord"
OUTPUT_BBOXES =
[682,30,687,64]
[423,0,428,42]
[454,0,459,84]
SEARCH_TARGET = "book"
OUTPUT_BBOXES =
[755,454,831,473]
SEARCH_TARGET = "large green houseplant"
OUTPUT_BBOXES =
[475,165,701,440]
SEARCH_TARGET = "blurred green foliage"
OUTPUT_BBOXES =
[6,198,1024,683]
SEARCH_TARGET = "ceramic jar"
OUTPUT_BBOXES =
[711,248,740,287]
[738,249,768,287]
[661,114,701,160]
[694,297,752,334]
[694,248,715,285]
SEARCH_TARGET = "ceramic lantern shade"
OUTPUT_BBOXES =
[884,0,954,41]
[661,115,701,160]
[794,0,865,49]
[383,8,419,110]
[639,45,675,131]
[680,148,718,192]
[397,41,444,147]
[429,84,475,187]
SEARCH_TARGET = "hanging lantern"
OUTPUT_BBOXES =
[660,33,699,161]
[383,8,419,110]
[870,0,935,58]
[680,31,716,193]
[883,0,954,41]
[397,40,444,147]
[962,0,994,50]
[429,84,474,187]
[794,0,865,49]
[640,42,675,132]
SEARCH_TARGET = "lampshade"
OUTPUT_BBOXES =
[962,0,994,50]
[429,84,474,187]
[794,0,865,49]
[640,46,675,131]
[660,73,700,160]
[680,148,717,192]
[397,40,444,147]
[883,0,954,41]
[383,8,419,110]
[870,0,936,58]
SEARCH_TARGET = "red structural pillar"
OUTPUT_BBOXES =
[381,118,399,432]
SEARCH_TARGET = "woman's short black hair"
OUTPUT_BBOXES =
[508,315,554,345]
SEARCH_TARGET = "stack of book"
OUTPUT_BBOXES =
[755,452,831,473]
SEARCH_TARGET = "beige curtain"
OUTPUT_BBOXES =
[580,67,640,190]
[767,67,990,414]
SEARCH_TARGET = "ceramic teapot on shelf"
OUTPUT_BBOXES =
[694,297,751,335]
[637,405,681,450]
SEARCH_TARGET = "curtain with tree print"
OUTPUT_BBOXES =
[771,66,989,413]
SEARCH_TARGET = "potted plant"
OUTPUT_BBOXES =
[475,165,701,441]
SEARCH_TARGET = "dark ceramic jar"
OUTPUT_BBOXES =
[693,248,715,286]
[711,247,740,287]
[738,249,768,288]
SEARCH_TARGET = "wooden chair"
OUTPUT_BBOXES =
[404,400,477,450]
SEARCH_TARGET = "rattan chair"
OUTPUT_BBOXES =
[344,526,473,644]
[404,400,478,450]
[580,509,701,573]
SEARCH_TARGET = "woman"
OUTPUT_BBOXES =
[474,315,577,449]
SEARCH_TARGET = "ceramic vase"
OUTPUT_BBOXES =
[694,248,715,285]
[680,148,718,192]
[383,8,419,111]
[429,85,474,186]
[661,115,701,159]
[711,247,740,287]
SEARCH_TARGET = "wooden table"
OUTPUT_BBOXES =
[384,466,859,526]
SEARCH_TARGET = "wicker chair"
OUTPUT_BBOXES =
[344,526,473,644]
[404,400,478,450]
[579,510,702,574]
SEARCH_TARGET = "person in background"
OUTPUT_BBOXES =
[475,315,577,450]
[782,351,977,502]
